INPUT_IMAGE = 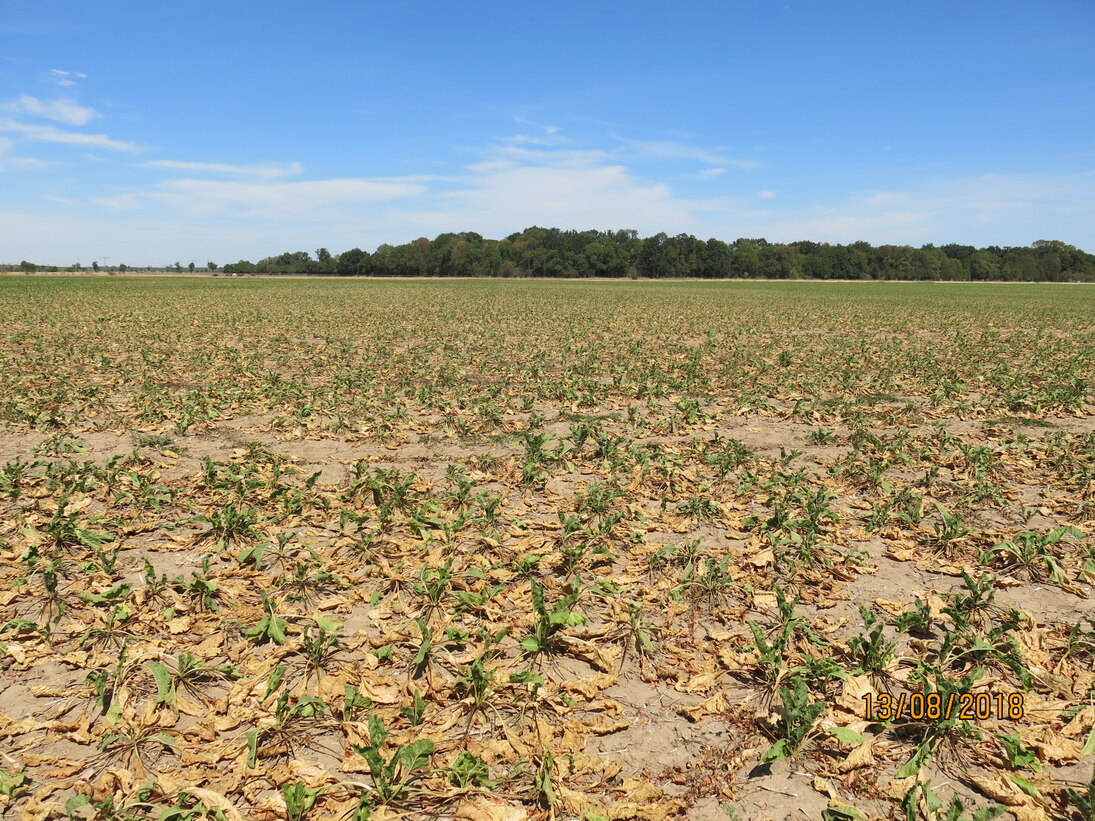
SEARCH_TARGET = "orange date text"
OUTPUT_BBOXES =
[862,692,1024,722]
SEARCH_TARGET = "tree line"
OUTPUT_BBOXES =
[4,261,218,274]
[220,230,1094,281]
[8,230,1093,281]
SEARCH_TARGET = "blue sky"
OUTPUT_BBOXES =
[1,0,1093,265]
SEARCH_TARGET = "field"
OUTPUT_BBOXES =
[1,276,1093,821]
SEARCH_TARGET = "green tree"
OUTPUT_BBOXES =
[335,248,368,276]
[732,239,762,278]
[637,232,669,278]
[413,238,431,275]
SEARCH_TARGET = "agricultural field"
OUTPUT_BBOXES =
[1,276,1094,821]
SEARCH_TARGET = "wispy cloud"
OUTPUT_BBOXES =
[0,135,51,171]
[623,139,758,169]
[486,129,756,175]
[50,68,87,88]
[0,119,140,151]
[503,126,568,147]
[139,160,303,179]
[487,143,613,168]
[136,177,427,219]
[477,128,608,168]
[6,94,96,125]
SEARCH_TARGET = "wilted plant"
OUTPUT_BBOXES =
[351,715,435,808]
[521,579,586,657]
[979,526,1084,584]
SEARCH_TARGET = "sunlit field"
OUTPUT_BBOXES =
[1,276,1093,821]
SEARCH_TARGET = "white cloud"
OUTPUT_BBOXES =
[49,69,87,88]
[0,119,139,151]
[729,171,1095,246]
[146,177,427,219]
[481,129,609,168]
[377,129,751,238]
[465,160,515,173]
[387,163,698,238]
[91,193,142,211]
[0,135,50,171]
[489,144,612,168]
[7,94,96,125]
[504,130,568,147]
[139,160,303,179]
[624,139,758,170]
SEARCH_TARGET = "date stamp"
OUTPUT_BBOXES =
[863,692,1024,722]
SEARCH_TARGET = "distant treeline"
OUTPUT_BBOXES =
[218,229,1095,281]
[9,230,1094,281]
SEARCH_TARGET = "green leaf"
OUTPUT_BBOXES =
[828,726,865,746]
[520,635,542,653]
[997,733,1042,772]
[297,696,327,718]
[245,730,259,768]
[394,738,435,773]
[65,795,92,814]
[145,660,175,706]
[1081,724,1095,757]
[0,769,28,799]
[264,664,287,699]
[760,738,789,764]
[237,543,265,567]
[268,614,288,644]
[509,670,543,686]
[896,742,931,779]
[153,732,181,756]
[368,714,388,748]
[105,694,123,726]
[79,583,132,605]
[529,578,546,616]
[313,615,343,633]
[1009,775,1040,797]
[244,615,269,642]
